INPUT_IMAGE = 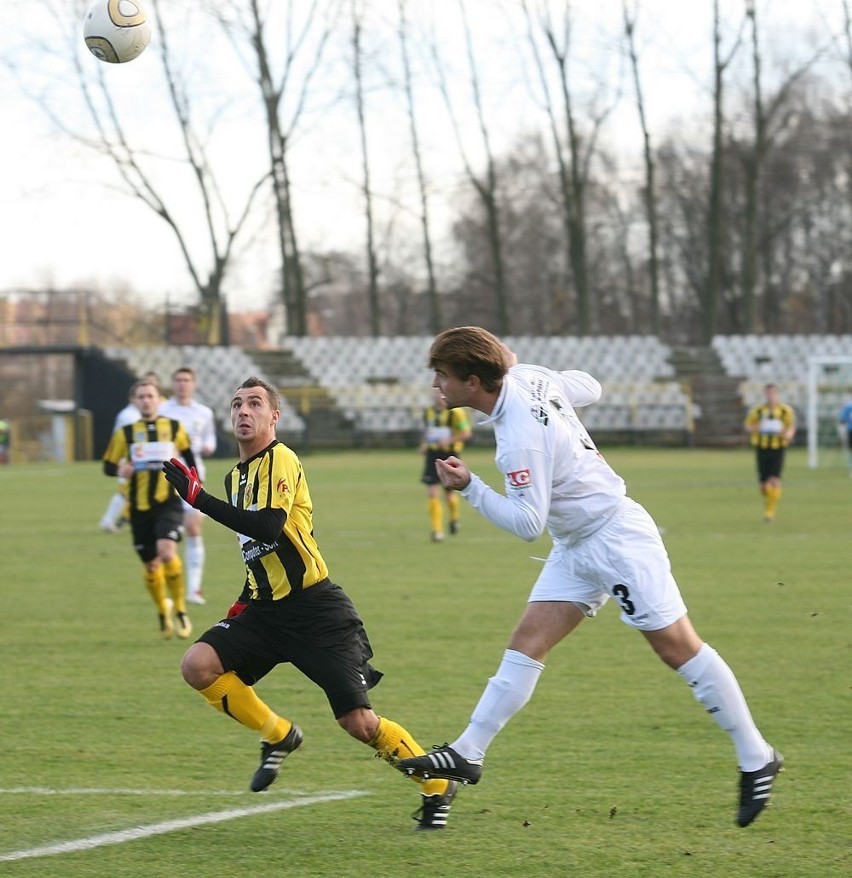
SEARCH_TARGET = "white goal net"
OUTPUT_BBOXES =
[806,356,852,469]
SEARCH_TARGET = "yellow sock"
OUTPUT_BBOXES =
[200,671,291,742]
[143,566,168,614]
[447,492,460,526]
[428,497,443,534]
[370,717,449,797]
[163,556,186,613]
[765,485,781,518]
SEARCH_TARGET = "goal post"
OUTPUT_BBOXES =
[806,356,852,469]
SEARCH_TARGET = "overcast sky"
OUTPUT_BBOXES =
[0,0,848,313]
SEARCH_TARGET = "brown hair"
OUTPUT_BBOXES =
[428,326,508,393]
[238,376,281,411]
[172,366,196,380]
[131,379,159,397]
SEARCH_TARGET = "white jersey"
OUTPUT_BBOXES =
[113,403,141,431]
[461,363,626,545]
[158,397,217,480]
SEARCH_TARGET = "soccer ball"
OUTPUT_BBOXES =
[83,0,151,64]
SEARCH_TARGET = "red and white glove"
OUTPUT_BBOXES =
[162,457,203,506]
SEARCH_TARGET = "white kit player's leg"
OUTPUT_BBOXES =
[676,643,772,771]
[100,491,126,532]
[451,649,545,763]
[398,648,545,785]
[184,534,206,604]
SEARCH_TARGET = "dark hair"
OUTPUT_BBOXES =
[428,326,507,392]
[238,376,281,410]
[172,366,196,380]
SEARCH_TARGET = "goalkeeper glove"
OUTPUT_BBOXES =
[162,457,203,506]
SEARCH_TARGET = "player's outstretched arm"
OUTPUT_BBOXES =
[162,458,285,542]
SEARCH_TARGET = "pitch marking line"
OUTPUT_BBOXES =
[0,786,302,797]
[0,789,368,862]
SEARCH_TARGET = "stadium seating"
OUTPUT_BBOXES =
[713,334,852,406]
[277,335,690,439]
[105,345,307,435]
[102,335,852,448]
[105,337,694,443]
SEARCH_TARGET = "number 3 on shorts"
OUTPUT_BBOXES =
[612,584,636,616]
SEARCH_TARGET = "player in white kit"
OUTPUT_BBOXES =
[159,367,217,605]
[399,326,783,828]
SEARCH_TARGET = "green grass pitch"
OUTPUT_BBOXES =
[0,446,849,877]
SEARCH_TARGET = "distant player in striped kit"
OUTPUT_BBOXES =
[420,386,472,542]
[102,379,196,640]
[99,371,162,532]
[744,384,796,522]
[160,367,217,605]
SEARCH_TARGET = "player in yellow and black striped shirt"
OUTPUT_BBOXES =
[103,379,196,639]
[163,376,459,829]
[744,383,796,522]
[420,386,472,541]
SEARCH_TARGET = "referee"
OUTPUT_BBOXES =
[744,383,796,522]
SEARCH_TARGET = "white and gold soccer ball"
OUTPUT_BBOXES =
[83,0,151,64]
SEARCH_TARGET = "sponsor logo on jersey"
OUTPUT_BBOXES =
[276,478,289,495]
[531,403,549,425]
[242,539,279,563]
[507,468,531,487]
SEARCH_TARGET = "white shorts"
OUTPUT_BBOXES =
[529,498,687,631]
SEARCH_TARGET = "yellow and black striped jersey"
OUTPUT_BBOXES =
[423,406,470,454]
[744,402,796,449]
[225,440,329,600]
[103,417,192,511]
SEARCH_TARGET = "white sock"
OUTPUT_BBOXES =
[451,649,545,763]
[677,642,772,771]
[102,492,125,527]
[184,535,205,596]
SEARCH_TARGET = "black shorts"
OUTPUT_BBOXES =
[198,579,383,719]
[421,450,453,486]
[131,497,184,563]
[756,447,785,482]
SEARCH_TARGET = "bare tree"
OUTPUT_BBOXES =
[351,0,381,336]
[702,0,745,343]
[215,0,336,337]
[523,1,616,335]
[432,0,509,334]
[17,0,273,344]
[738,0,766,332]
[62,0,267,344]
[842,0,852,82]
[738,1,824,333]
[397,0,440,332]
[622,0,661,335]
